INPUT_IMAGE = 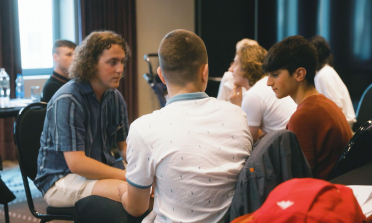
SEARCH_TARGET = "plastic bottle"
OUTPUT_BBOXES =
[15,74,25,99]
[0,68,10,108]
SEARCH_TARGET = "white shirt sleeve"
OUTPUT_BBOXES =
[241,92,263,127]
[217,72,234,101]
[318,74,344,108]
[125,125,154,189]
[315,67,344,108]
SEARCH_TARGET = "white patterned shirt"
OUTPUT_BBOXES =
[126,92,252,223]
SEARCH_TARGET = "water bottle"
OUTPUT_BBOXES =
[15,74,25,99]
[0,68,10,108]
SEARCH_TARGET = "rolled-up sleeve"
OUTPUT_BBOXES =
[126,125,154,189]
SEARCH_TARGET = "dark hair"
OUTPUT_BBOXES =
[158,29,208,86]
[262,35,318,86]
[52,40,77,54]
[237,45,267,86]
[69,31,130,82]
[309,35,332,70]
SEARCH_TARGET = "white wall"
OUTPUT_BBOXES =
[136,0,195,117]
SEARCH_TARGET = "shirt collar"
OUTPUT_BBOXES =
[75,80,115,105]
[53,71,70,83]
[166,92,209,106]
[75,80,94,94]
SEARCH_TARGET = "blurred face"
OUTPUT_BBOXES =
[267,69,298,99]
[228,54,249,87]
[54,46,75,74]
[95,44,125,91]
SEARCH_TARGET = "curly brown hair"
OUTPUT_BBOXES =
[69,31,130,82]
[237,45,267,86]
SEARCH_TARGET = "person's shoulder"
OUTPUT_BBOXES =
[316,65,339,80]
[294,95,336,118]
[47,81,81,104]
[246,77,272,98]
[130,107,165,131]
[221,71,233,82]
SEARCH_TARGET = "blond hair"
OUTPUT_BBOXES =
[237,45,267,86]
[236,38,259,52]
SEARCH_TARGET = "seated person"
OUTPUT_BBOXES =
[217,38,258,101]
[263,35,352,180]
[309,35,356,129]
[34,31,130,207]
[118,29,253,221]
[42,40,76,102]
[228,45,297,142]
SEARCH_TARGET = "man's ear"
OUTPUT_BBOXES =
[157,67,167,85]
[294,67,307,82]
[200,64,209,83]
[53,53,59,63]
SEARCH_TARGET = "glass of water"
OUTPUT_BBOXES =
[30,86,41,102]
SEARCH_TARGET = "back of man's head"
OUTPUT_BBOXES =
[158,29,208,86]
[262,35,318,86]
[309,35,332,71]
[52,40,77,54]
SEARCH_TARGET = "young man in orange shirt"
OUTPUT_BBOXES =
[262,35,352,180]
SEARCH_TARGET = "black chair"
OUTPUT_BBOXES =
[353,83,372,132]
[0,155,16,223]
[330,119,372,179]
[143,53,167,107]
[14,102,75,222]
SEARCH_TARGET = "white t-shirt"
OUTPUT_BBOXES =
[126,93,252,223]
[314,65,356,126]
[241,76,297,133]
[217,71,247,101]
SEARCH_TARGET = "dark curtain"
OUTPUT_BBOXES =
[0,0,22,160]
[78,0,138,123]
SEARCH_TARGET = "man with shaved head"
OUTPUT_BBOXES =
[119,29,252,222]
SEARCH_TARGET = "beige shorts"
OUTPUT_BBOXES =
[44,173,97,207]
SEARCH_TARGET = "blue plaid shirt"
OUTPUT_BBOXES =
[34,80,129,195]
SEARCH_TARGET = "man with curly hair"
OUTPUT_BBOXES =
[228,45,297,142]
[34,31,130,207]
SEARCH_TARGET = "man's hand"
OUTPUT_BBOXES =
[229,86,243,106]
[118,183,128,200]
[117,141,127,163]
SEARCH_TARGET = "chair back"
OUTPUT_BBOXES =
[353,84,372,131]
[330,119,372,179]
[143,53,167,107]
[14,102,47,181]
[225,130,312,222]
[14,102,75,222]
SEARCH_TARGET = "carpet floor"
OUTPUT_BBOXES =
[0,164,70,223]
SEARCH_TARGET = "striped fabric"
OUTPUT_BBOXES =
[34,80,129,195]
